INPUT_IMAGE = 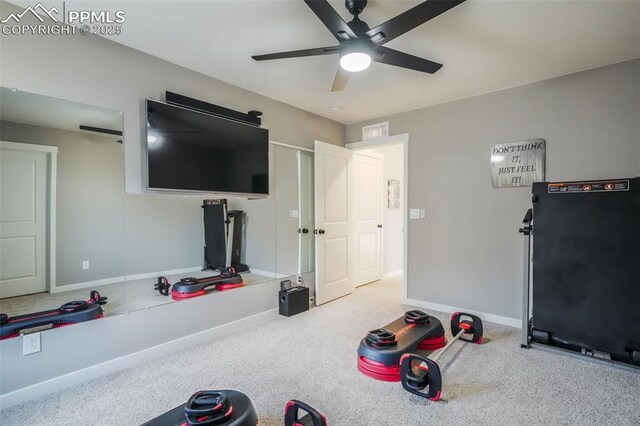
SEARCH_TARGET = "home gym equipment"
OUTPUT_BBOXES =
[203,199,249,273]
[520,178,640,369]
[279,286,310,317]
[155,267,244,300]
[142,390,258,426]
[399,312,483,401]
[284,400,327,426]
[0,291,107,339]
[143,390,327,426]
[357,310,446,381]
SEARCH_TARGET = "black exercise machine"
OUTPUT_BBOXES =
[0,290,107,339]
[520,178,640,369]
[399,312,483,401]
[203,199,249,273]
[143,390,327,426]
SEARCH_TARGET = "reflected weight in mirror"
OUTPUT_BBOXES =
[0,290,108,339]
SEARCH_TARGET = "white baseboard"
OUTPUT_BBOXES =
[405,298,521,328]
[383,269,403,279]
[50,266,203,293]
[50,275,127,293]
[124,267,203,282]
[0,308,279,409]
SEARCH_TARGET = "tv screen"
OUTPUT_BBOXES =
[146,99,269,195]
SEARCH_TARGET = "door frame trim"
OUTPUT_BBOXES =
[1,141,57,293]
[346,133,409,302]
[269,140,314,153]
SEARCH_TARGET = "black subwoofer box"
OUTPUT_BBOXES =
[279,286,309,317]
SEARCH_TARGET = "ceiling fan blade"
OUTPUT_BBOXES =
[375,47,442,74]
[331,67,350,92]
[303,0,357,41]
[252,46,339,61]
[366,0,466,46]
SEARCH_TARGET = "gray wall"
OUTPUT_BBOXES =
[346,59,640,320]
[0,1,344,194]
[0,121,125,287]
[123,194,206,275]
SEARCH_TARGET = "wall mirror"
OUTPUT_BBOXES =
[125,145,277,312]
[273,144,315,294]
[0,87,126,319]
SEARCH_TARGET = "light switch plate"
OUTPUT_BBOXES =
[409,209,421,219]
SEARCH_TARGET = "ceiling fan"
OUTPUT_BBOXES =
[252,0,467,92]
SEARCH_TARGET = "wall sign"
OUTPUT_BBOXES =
[491,139,545,188]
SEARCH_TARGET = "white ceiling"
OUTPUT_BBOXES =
[0,87,122,135]
[11,1,640,124]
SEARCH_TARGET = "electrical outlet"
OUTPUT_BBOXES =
[82,260,90,270]
[297,275,303,284]
[280,279,292,291]
[23,332,41,355]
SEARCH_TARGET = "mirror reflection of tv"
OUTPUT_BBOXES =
[145,99,269,196]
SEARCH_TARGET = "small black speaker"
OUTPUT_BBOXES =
[279,286,309,317]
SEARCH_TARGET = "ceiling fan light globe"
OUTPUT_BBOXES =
[340,52,371,72]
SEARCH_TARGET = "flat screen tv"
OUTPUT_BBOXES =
[145,99,269,195]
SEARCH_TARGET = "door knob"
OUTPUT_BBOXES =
[377,224,383,228]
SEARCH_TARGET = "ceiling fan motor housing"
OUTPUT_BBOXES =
[346,0,368,16]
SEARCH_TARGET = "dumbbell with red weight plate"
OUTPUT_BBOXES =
[284,400,327,426]
[400,312,484,400]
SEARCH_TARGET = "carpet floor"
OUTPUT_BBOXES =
[2,277,639,425]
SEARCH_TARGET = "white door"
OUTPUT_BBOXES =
[353,151,383,286]
[314,141,353,305]
[0,142,50,298]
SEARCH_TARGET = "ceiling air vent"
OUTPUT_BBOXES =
[362,122,389,140]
